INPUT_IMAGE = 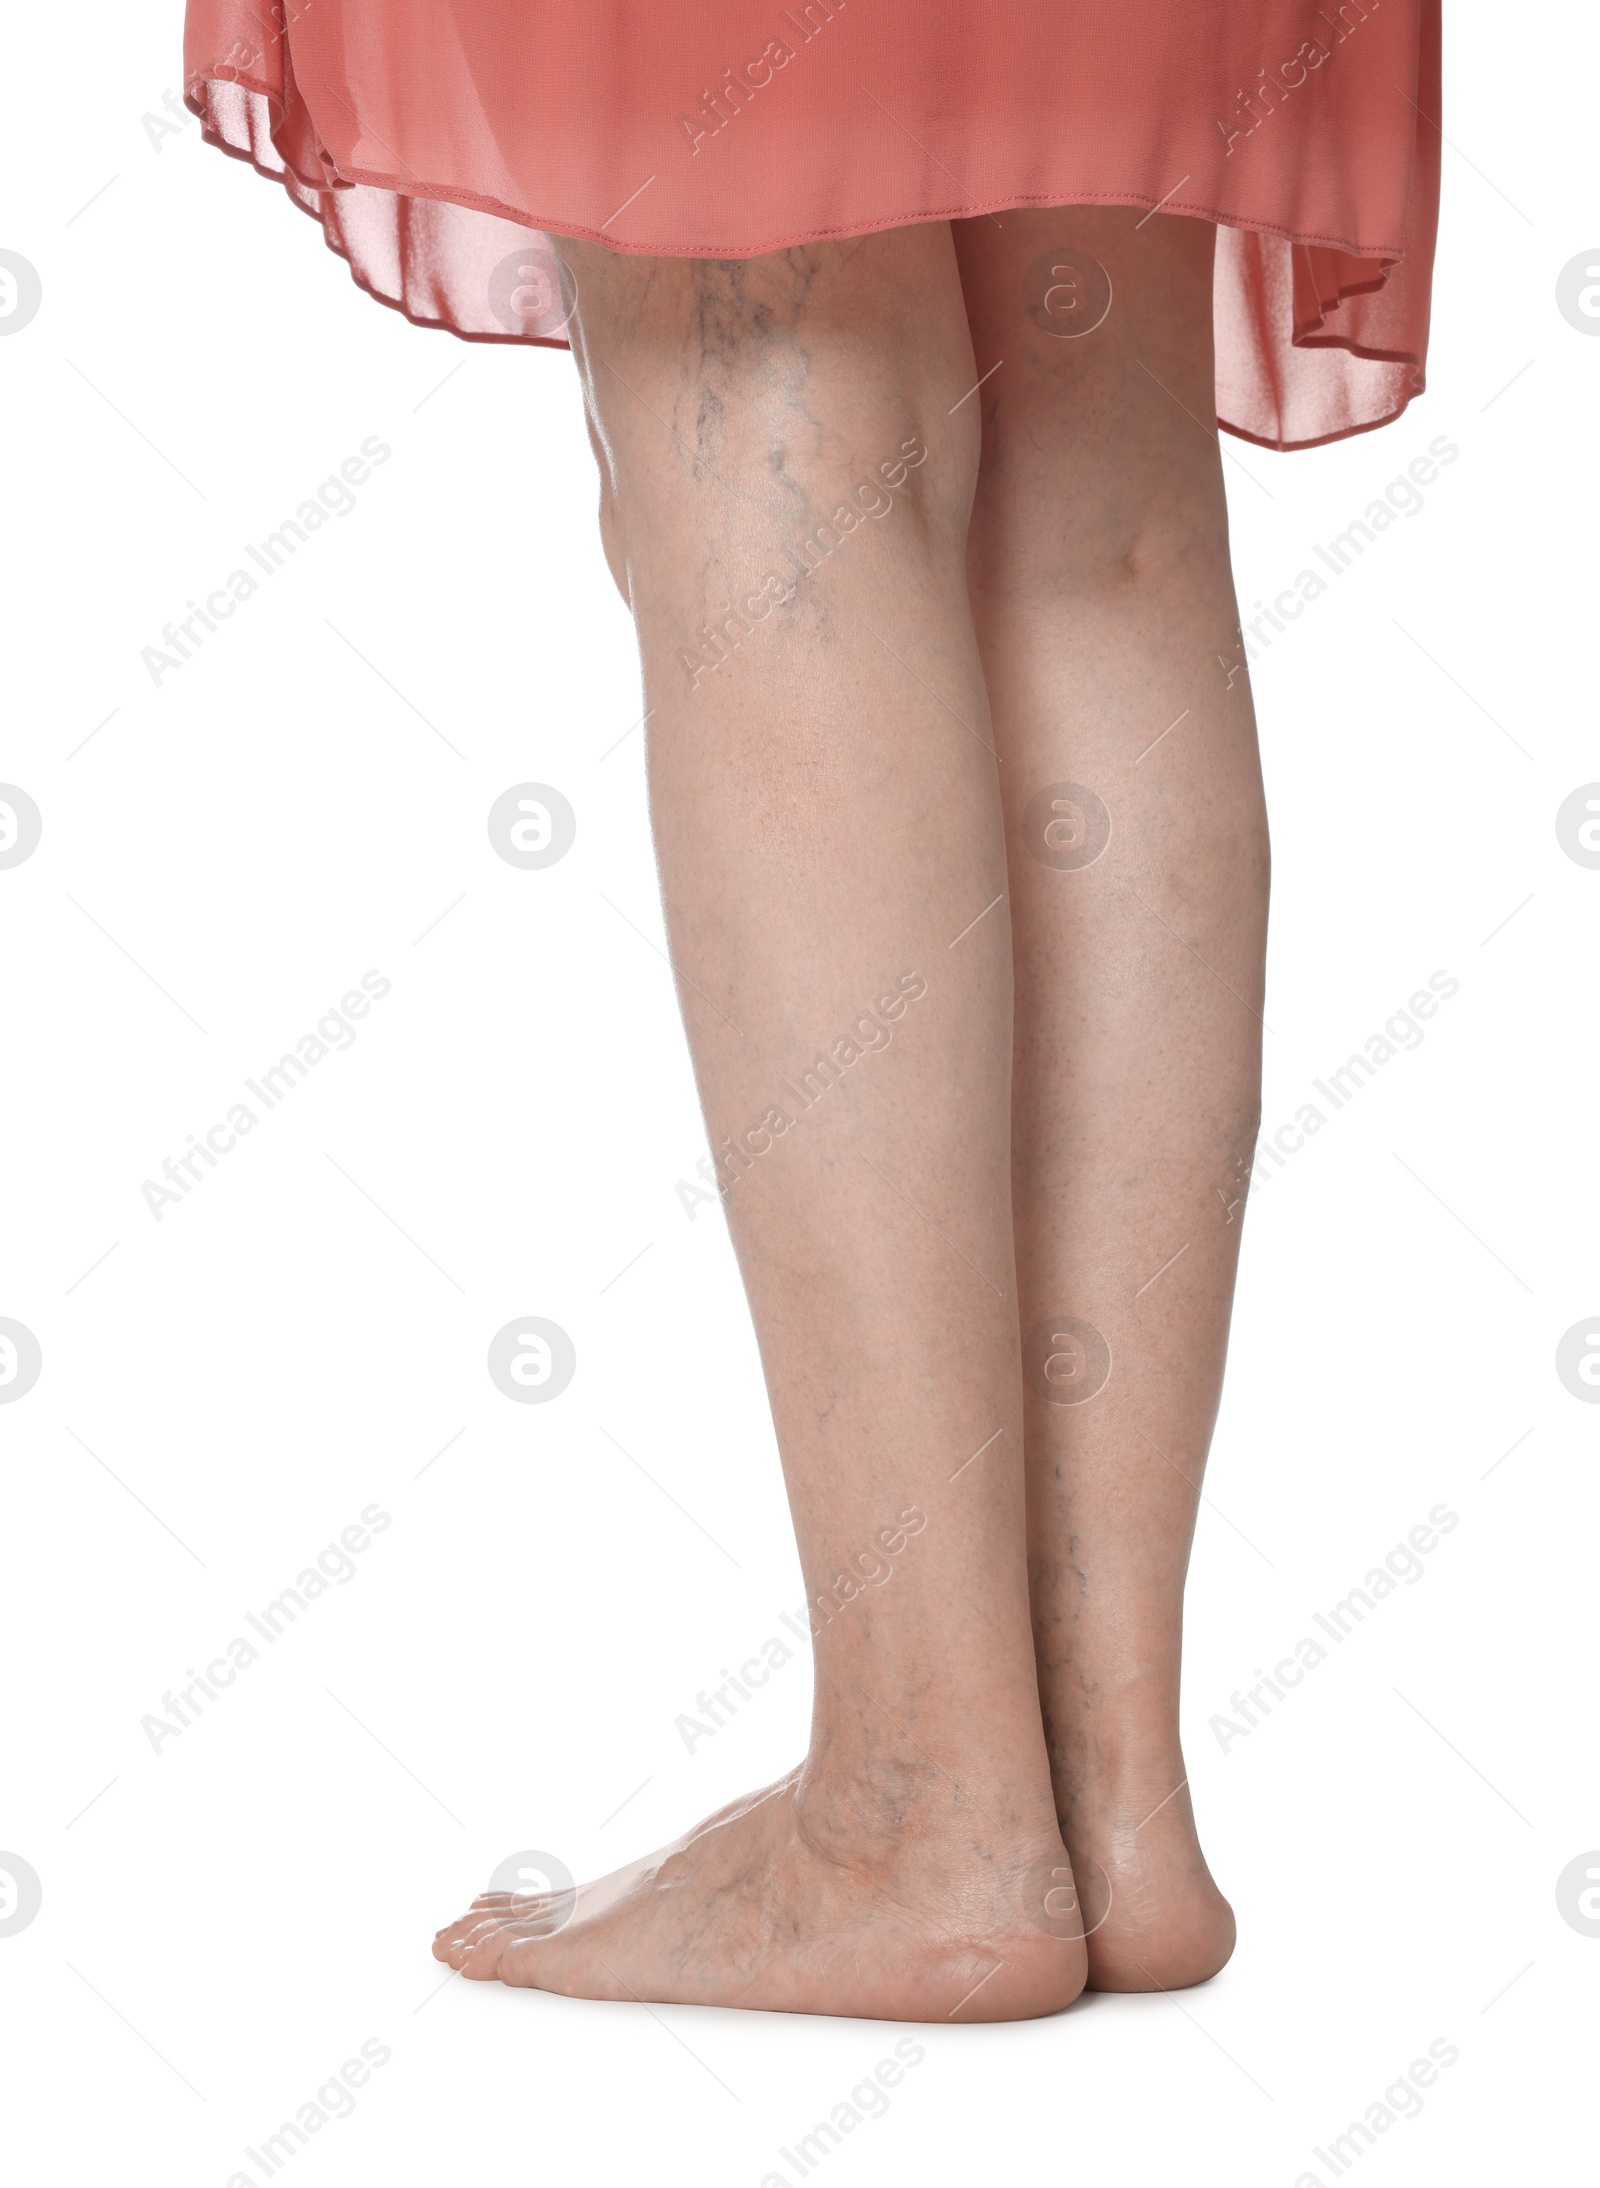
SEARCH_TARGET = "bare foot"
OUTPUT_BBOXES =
[1059,1756,1236,1992]
[433,1766,1088,2023]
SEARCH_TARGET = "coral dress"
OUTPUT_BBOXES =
[183,0,1440,450]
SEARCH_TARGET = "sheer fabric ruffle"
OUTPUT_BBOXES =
[184,0,1440,450]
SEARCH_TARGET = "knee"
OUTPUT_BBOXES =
[996,472,1230,607]
[972,370,1229,603]
[605,361,973,565]
[570,246,981,592]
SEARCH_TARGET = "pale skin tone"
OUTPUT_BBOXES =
[434,205,1268,2020]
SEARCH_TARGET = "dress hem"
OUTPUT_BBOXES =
[184,69,1429,453]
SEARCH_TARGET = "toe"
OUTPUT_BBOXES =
[452,1913,518,1971]
[460,1914,562,1982]
[497,1926,584,1993]
[431,1911,481,1961]
[495,1933,547,1991]
[434,1908,511,1967]
[433,1887,570,1964]
[453,1898,575,1976]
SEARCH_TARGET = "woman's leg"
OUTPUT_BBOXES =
[953,207,1269,1989]
[434,226,1086,2021]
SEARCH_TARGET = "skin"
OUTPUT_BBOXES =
[434,206,1267,2020]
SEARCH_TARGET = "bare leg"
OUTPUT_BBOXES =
[434,227,1085,2021]
[954,206,1269,1989]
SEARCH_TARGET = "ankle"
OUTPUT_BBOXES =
[1045,1711,1185,1814]
[792,1747,1061,1870]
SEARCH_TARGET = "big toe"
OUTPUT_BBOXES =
[456,1912,535,1978]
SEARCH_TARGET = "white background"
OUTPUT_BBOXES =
[2,3,1595,2182]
